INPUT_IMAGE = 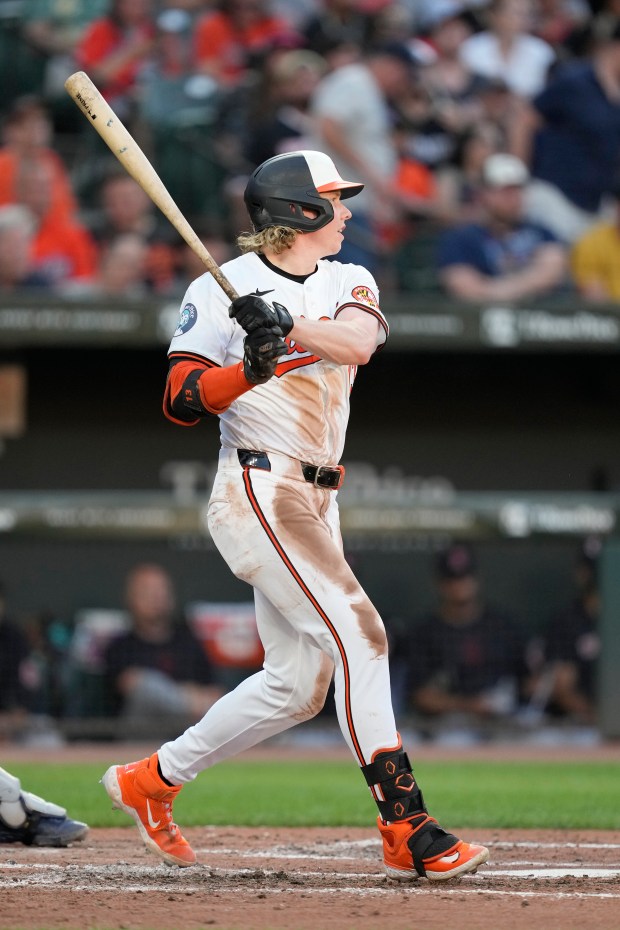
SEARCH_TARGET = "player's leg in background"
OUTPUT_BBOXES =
[0,766,88,846]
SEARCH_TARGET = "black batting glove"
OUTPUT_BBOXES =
[229,294,293,337]
[243,325,288,385]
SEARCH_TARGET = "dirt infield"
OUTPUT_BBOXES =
[2,743,619,930]
[2,825,620,930]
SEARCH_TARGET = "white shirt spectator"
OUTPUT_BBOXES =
[309,62,397,213]
[459,29,555,98]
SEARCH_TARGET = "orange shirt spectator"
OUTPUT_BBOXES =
[380,157,438,246]
[194,0,296,87]
[91,172,178,294]
[0,150,76,225]
[17,160,97,289]
[0,96,76,224]
[75,0,156,112]
[31,217,98,286]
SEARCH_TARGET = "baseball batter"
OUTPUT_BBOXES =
[102,151,489,881]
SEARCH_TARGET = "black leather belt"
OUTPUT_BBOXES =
[237,449,345,490]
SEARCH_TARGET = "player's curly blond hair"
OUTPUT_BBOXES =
[237,226,299,255]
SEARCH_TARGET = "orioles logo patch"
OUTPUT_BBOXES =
[174,302,197,336]
[351,285,379,310]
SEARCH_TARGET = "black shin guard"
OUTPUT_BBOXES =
[362,749,461,876]
[360,749,426,822]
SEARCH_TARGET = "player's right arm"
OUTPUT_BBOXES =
[288,311,380,366]
[228,266,388,367]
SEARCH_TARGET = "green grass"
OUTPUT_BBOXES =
[8,758,619,831]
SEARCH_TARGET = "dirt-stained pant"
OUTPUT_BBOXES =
[158,449,398,784]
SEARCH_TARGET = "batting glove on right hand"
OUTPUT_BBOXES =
[229,294,293,337]
[243,325,288,385]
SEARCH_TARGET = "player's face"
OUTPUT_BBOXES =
[305,191,353,257]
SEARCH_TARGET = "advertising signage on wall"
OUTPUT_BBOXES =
[0,490,615,544]
[2,297,620,351]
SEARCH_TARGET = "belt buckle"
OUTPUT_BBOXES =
[315,464,345,490]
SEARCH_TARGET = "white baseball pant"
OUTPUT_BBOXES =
[158,448,398,783]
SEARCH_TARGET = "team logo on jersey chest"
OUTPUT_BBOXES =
[351,285,379,310]
[174,302,197,336]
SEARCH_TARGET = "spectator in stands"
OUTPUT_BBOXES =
[141,6,195,85]
[476,76,521,147]
[368,2,415,48]
[416,2,487,141]
[15,158,97,291]
[564,2,620,58]
[435,120,503,224]
[399,544,531,740]
[241,48,327,167]
[302,0,378,67]
[571,180,620,300]
[0,205,48,292]
[193,0,297,89]
[93,171,157,243]
[74,0,157,121]
[531,0,590,51]
[309,42,418,272]
[62,232,150,299]
[0,581,65,744]
[392,9,483,176]
[436,152,568,302]
[459,0,556,98]
[90,170,178,294]
[21,0,108,103]
[510,16,620,242]
[0,95,76,224]
[173,230,233,295]
[103,563,223,738]
[544,536,601,725]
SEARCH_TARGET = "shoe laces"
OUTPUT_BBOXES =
[161,801,181,837]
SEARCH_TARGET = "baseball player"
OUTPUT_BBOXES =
[0,766,88,846]
[102,150,489,881]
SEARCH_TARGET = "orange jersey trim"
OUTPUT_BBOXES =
[168,351,219,367]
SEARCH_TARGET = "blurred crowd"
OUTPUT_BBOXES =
[2,0,620,296]
[0,538,602,745]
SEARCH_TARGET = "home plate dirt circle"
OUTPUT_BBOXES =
[2,826,619,930]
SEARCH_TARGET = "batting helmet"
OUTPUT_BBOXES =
[244,150,364,233]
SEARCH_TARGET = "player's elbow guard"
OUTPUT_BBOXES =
[163,362,213,426]
[163,358,256,425]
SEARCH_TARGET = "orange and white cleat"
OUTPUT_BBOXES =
[378,813,489,881]
[101,753,196,867]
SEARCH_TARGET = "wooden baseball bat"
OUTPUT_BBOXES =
[64,70,238,302]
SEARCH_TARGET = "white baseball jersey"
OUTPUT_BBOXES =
[168,251,388,464]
